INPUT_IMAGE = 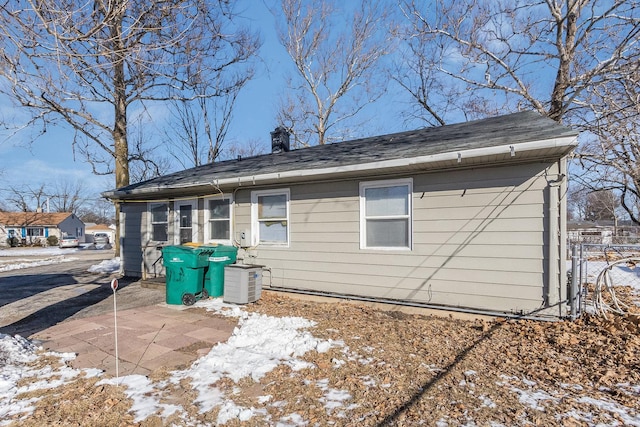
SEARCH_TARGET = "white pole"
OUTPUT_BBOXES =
[111,278,119,384]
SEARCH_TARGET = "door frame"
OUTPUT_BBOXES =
[174,199,199,245]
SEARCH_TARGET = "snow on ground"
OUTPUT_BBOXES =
[87,257,121,274]
[0,247,80,273]
[0,247,79,257]
[0,256,638,424]
[0,245,116,273]
[0,294,344,426]
[100,298,343,424]
[0,256,77,273]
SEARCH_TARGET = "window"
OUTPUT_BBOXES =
[360,179,412,250]
[251,189,290,246]
[149,202,169,242]
[27,227,44,237]
[204,197,232,243]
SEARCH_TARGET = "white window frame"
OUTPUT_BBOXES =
[251,188,290,247]
[174,199,199,245]
[26,227,44,237]
[204,195,233,244]
[148,202,169,243]
[359,178,413,250]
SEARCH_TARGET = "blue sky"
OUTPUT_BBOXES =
[0,2,282,199]
[0,1,414,207]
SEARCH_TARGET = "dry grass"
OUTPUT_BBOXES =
[9,290,640,426]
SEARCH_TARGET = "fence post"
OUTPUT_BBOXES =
[570,244,579,319]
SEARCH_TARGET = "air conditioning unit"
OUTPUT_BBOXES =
[223,264,262,304]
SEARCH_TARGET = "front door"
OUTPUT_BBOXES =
[174,200,198,244]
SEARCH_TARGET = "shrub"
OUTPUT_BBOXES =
[47,235,59,246]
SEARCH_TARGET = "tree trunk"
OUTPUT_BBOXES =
[549,5,578,122]
[111,4,128,255]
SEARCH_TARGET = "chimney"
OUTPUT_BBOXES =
[271,126,290,153]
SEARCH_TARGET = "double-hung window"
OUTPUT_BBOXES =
[149,202,169,242]
[251,189,290,246]
[204,197,232,243]
[27,227,44,237]
[360,179,412,250]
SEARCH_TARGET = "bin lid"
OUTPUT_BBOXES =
[162,244,215,257]
[203,245,238,254]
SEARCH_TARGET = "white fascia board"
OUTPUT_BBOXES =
[108,135,577,198]
[213,136,577,187]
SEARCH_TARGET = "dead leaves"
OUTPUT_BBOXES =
[16,288,640,426]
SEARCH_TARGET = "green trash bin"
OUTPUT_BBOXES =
[162,245,214,305]
[203,245,238,297]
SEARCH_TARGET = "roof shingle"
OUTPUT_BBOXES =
[106,111,578,199]
[0,212,74,227]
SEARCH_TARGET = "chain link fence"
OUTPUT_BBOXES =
[569,243,640,318]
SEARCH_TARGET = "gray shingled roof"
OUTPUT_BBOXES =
[105,111,578,200]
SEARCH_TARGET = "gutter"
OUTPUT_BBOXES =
[105,136,577,199]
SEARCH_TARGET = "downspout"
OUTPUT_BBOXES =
[546,167,565,317]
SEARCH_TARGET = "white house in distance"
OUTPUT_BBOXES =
[85,223,116,244]
[103,111,579,320]
[0,212,85,246]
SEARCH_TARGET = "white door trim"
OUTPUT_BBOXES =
[174,199,198,245]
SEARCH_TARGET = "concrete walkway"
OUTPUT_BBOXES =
[32,304,236,377]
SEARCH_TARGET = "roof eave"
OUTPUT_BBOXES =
[105,135,577,200]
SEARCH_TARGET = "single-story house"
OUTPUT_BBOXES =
[85,223,116,244]
[104,111,579,319]
[567,221,615,245]
[0,212,85,246]
[567,221,640,246]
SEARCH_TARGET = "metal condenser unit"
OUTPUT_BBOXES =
[223,264,263,304]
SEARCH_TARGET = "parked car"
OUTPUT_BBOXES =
[59,235,79,248]
[93,232,110,244]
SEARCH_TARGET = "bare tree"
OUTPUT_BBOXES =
[397,0,640,125]
[584,190,620,222]
[127,117,173,183]
[3,187,33,212]
[166,78,245,168]
[220,138,267,161]
[48,180,86,213]
[567,184,588,221]
[78,198,116,225]
[0,0,260,189]
[576,66,640,223]
[397,0,640,227]
[274,0,394,147]
[3,184,46,212]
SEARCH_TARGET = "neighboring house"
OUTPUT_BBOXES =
[567,221,615,245]
[0,212,85,246]
[85,223,115,244]
[567,221,640,245]
[104,111,578,319]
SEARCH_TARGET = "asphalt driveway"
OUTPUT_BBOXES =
[0,249,165,338]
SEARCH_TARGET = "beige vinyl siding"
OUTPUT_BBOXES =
[243,162,557,315]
